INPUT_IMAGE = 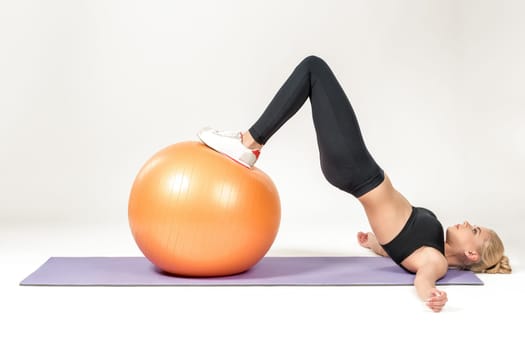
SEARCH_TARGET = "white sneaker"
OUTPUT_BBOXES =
[197,127,260,168]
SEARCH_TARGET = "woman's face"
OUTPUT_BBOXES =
[445,221,490,253]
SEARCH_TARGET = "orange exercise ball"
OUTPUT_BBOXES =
[128,141,281,277]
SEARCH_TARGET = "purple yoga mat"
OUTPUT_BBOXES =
[20,256,483,286]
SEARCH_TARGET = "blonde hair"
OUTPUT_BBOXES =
[468,229,512,274]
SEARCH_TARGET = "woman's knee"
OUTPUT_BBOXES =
[320,165,353,194]
[300,55,330,73]
[319,156,349,189]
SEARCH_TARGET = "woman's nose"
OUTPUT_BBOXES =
[463,221,470,227]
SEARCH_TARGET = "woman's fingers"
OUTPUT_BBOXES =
[426,290,448,312]
[357,232,367,241]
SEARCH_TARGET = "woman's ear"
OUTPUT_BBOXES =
[464,250,480,263]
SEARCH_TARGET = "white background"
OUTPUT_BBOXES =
[1,1,524,349]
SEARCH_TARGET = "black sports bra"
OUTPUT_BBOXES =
[381,206,445,273]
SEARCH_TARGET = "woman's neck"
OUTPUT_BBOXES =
[444,242,464,268]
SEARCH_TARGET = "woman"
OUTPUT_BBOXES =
[197,55,511,312]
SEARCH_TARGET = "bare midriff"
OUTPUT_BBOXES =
[357,174,413,246]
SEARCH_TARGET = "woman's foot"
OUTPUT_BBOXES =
[197,127,261,168]
[240,131,263,150]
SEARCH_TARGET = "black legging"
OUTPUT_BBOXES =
[249,55,385,198]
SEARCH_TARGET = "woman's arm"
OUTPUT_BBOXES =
[359,232,449,312]
[413,255,449,312]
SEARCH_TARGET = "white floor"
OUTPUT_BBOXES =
[1,222,524,350]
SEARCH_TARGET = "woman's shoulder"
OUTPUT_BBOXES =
[402,246,448,274]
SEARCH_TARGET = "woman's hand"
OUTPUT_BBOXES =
[356,231,389,257]
[357,231,372,249]
[426,288,448,312]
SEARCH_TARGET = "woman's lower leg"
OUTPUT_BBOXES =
[245,55,384,197]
